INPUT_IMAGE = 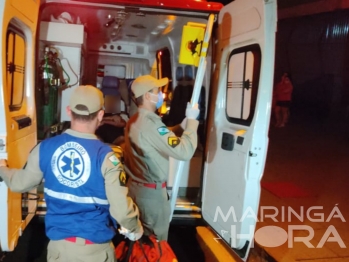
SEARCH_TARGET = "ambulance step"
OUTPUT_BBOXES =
[172,198,203,225]
[176,196,196,205]
[37,199,47,209]
[175,197,201,212]
[22,193,46,217]
[171,211,204,226]
[37,196,47,217]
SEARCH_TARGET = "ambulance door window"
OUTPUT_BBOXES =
[156,48,173,95]
[156,48,172,114]
[226,44,261,126]
[6,28,26,111]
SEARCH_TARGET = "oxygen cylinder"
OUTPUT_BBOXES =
[37,47,60,139]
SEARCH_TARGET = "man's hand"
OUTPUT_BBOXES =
[185,103,200,120]
[119,226,144,241]
[0,159,8,167]
[180,117,188,129]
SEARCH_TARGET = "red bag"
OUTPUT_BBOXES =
[115,235,178,262]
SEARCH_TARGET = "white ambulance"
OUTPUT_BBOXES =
[0,0,277,260]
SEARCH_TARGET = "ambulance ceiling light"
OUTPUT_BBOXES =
[150,15,176,36]
[105,11,129,41]
[151,30,160,35]
[105,18,115,27]
[104,11,128,28]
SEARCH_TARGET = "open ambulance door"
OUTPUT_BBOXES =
[0,0,40,252]
[201,0,277,260]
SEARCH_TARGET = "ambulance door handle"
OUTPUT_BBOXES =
[221,132,234,151]
[249,151,257,157]
[12,115,32,130]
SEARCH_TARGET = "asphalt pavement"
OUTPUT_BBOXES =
[0,217,206,262]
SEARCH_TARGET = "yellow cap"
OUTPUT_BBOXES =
[131,75,168,98]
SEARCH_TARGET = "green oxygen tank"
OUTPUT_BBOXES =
[37,47,60,140]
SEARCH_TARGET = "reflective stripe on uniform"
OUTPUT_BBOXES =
[44,188,109,205]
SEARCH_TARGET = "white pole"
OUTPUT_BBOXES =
[169,14,215,221]
[169,158,185,221]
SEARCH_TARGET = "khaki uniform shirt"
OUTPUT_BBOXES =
[0,129,141,233]
[124,108,199,183]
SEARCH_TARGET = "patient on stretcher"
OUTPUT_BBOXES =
[96,94,125,145]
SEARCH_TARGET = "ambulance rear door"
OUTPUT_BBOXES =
[201,0,277,260]
[0,0,40,251]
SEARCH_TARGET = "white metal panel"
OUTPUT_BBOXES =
[201,0,277,260]
[56,46,82,122]
[104,65,126,78]
[39,22,84,122]
[39,22,84,46]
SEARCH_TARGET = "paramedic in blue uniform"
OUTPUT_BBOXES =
[124,75,200,241]
[0,85,143,262]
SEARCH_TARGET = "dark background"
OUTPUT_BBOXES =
[213,0,349,127]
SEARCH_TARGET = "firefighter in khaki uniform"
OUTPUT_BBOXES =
[124,75,200,241]
[0,85,143,262]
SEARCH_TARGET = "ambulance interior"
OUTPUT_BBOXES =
[2,0,277,258]
[32,2,217,221]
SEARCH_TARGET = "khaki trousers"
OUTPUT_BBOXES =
[47,238,115,262]
[128,181,171,241]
